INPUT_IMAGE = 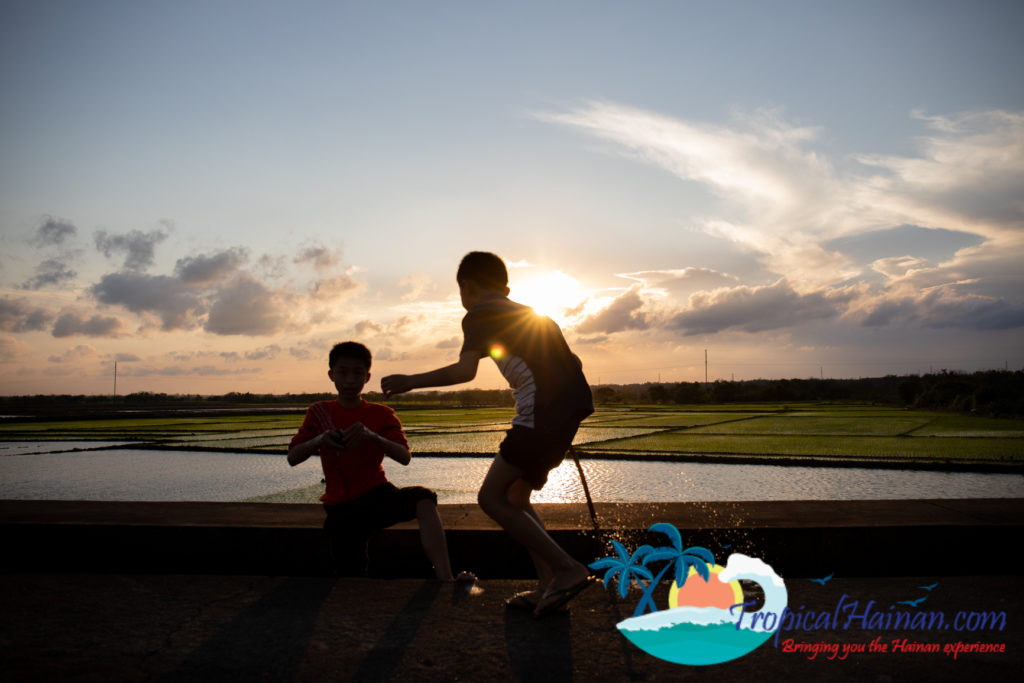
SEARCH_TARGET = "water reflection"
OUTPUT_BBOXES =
[1,447,1020,503]
[386,457,1024,504]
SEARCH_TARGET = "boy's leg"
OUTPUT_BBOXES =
[415,498,457,581]
[506,478,553,598]
[324,506,372,576]
[478,454,589,595]
[387,485,472,582]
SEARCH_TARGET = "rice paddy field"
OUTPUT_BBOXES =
[2,403,1023,469]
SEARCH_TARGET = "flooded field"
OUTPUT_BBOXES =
[2,403,1021,503]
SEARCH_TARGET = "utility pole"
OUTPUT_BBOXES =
[704,349,708,386]
[113,361,117,397]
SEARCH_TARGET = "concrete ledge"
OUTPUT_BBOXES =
[2,499,1021,577]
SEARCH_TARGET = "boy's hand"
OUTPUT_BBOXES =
[339,422,372,448]
[319,425,374,450]
[319,429,346,449]
[381,374,412,397]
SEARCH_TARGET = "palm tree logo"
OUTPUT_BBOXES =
[591,522,715,618]
[589,522,788,667]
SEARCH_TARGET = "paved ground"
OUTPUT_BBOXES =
[1,573,1020,682]
[2,498,1021,680]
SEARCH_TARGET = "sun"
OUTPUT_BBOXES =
[668,564,744,610]
[508,268,584,325]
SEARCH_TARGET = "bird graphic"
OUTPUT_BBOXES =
[897,596,928,608]
[810,572,833,586]
[918,582,939,592]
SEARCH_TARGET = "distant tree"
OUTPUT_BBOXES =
[672,382,705,404]
[647,383,671,404]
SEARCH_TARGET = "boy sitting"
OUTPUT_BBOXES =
[382,252,594,615]
[288,341,472,581]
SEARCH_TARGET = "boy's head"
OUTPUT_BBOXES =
[457,251,509,310]
[327,341,372,404]
[328,341,372,371]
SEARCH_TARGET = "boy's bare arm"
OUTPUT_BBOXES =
[342,422,412,466]
[287,432,335,467]
[288,427,410,466]
[381,350,479,396]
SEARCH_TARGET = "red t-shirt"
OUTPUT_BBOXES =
[289,400,409,506]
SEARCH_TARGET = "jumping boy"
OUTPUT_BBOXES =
[382,252,594,615]
[288,341,472,582]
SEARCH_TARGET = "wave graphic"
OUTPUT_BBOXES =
[617,553,787,666]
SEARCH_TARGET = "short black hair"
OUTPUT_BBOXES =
[456,251,508,290]
[328,341,372,371]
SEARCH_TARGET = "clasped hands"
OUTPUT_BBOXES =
[320,422,374,449]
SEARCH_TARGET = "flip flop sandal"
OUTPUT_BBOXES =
[505,591,569,612]
[534,576,596,617]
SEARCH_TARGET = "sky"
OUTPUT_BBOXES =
[2,0,1023,396]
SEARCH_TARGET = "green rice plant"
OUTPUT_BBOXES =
[393,407,516,425]
[913,415,1024,437]
[586,413,760,428]
[574,427,670,443]
[407,432,505,453]
[583,432,1024,463]
[686,415,932,436]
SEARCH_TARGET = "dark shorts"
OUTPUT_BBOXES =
[499,420,581,489]
[323,482,436,575]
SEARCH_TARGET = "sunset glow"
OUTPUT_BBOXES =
[1,3,1021,395]
[510,269,586,325]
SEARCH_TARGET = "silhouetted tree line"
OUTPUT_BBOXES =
[362,389,516,407]
[0,388,516,417]
[2,370,1020,417]
[593,370,1023,416]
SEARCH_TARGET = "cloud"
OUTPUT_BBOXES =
[114,353,140,362]
[84,238,362,336]
[354,319,384,336]
[619,267,739,296]
[31,217,77,247]
[870,256,933,279]
[94,227,168,270]
[204,275,291,335]
[575,334,609,345]
[128,365,262,377]
[174,248,248,285]
[854,110,1024,240]
[575,287,651,334]
[21,258,77,290]
[294,244,339,271]
[435,336,460,349]
[0,335,31,361]
[51,311,126,338]
[538,102,1024,296]
[399,271,432,301]
[537,101,858,286]
[309,272,361,300]
[669,280,856,335]
[0,297,52,332]
[537,102,824,206]
[374,347,410,362]
[850,286,1024,331]
[91,272,203,330]
[47,344,99,362]
[245,344,282,360]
